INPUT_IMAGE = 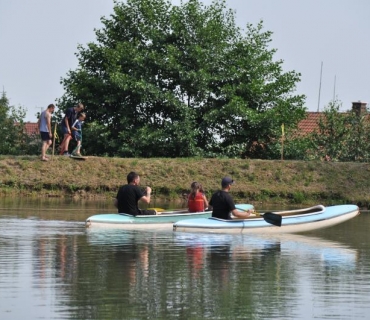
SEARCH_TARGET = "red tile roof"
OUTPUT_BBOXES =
[22,123,39,135]
[297,112,324,135]
[25,123,38,135]
[296,110,369,136]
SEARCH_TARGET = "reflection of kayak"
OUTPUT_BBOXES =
[173,204,360,234]
[85,204,254,229]
[174,232,358,269]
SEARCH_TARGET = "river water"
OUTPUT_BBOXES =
[0,198,369,319]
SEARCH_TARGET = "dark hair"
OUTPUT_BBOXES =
[76,102,84,110]
[189,181,200,200]
[127,171,139,184]
[47,104,55,109]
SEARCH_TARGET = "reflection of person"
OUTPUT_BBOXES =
[186,245,204,279]
[59,103,84,156]
[38,104,55,161]
[71,112,86,156]
[188,181,209,212]
[114,171,157,215]
[209,177,253,219]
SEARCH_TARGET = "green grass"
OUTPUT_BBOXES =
[0,157,369,208]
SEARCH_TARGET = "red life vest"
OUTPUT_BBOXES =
[188,192,205,212]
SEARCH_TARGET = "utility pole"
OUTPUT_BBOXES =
[333,75,336,102]
[317,61,323,112]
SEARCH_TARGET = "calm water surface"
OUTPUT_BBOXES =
[0,198,370,319]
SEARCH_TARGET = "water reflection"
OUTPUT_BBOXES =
[83,228,361,318]
[0,201,369,319]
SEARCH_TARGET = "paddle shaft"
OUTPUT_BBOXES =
[238,208,282,227]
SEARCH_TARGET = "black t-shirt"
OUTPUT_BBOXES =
[62,107,78,128]
[116,184,144,215]
[209,190,236,220]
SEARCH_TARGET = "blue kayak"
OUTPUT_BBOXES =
[173,204,360,234]
[85,204,255,230]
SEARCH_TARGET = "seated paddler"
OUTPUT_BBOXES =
[114,171,157,216]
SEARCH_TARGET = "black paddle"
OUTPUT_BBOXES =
[261,212,282,227]
[237,207,282,227]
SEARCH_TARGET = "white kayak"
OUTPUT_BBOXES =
[173,204,360,234]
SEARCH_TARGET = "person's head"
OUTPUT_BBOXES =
[190,181,200,192]
[127,171,140,185]
[221,176,234,190]
[78,112,86,120]
[190,181,201,199]
[75,103,84,112]
[47,104,55,112]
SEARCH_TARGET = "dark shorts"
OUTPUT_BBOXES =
[40,131,51,141]
[73,132,82,141]
[61,125,71,135]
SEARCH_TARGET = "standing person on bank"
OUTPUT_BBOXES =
[38,103,55,161]
[209,177,253,219]
[59,103,84,156]
[71,112,86,156]
[114,171,157,215]
[187,181,209,212]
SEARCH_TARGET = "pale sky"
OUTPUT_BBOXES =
[1,0,369,122]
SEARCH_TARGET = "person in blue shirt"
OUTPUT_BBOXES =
[71,112,86,156]
[59,103,84,156]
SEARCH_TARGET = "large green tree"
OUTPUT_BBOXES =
[59,0,306,158]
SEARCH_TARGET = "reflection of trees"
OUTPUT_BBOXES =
[65,232,304,319]
[2,205,363,319]
[27,228,359,319]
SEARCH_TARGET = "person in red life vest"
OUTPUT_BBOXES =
[187,181,209,212]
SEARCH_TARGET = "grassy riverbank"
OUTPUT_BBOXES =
[0,155,369,208]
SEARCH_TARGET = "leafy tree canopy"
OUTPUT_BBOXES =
[59,0,306,158]
[0,90,29,155]
[309,101,370,162]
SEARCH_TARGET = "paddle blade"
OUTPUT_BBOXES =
[263,212,282,227]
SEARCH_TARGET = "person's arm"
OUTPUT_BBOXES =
[64,110,72,133]
[139,186,152,204]
[203,194,209,209]
[71,120,79,132]
[37,115,41,131]
[46,112,52,137]
[64,116,69,129]
[231,208,253,219]
[224,192,252,218]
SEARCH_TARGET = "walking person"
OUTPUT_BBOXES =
[209,177,254,219]
[114,171,157,215]
[59,103,84,156]
[70,112,86,157]
[38,104,55,161]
